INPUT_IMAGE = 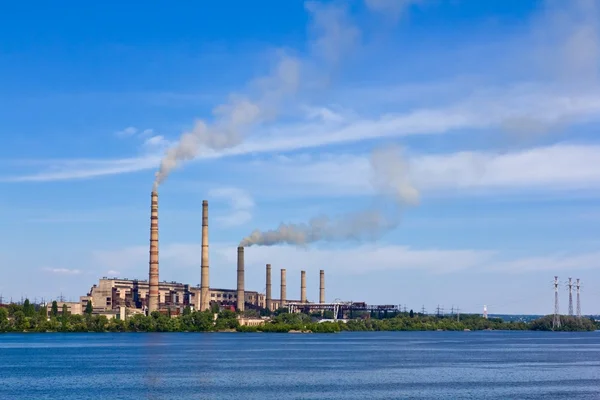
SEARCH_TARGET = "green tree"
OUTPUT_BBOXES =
[85,301,93,315]
[39,304,48,319]
[182,306,191,316]
[0,308,8,322]
[62,304,69,318]
[51,301,58,318]
[23,299,35,317]
[409,309,414,318]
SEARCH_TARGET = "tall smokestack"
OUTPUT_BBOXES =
[265,264,272,311]
[280,269,287,307]
[319,270,325,304]
[301,270,306,303]
[236,247,245,312]
[200,200,210,311]
[148,191,159,313]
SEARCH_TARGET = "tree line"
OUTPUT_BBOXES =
[0,301,597,333]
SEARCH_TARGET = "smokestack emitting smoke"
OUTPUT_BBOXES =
[152,57,300,190]
[239,145,419,247]
[236,247,245,312]
[148,191,159,313]
[200,200,210,311]
[265,264,272,311]
[301,270,307,303]
[319,270,325,304]
[280,269,287,306]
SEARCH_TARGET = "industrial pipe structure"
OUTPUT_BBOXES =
[266,264,272,311]
[237,247,245,312]
[148,191,159,313]
[319,270,325,304]
[280,269,287,307]
[199,200,210,311]
[301,270,307,303]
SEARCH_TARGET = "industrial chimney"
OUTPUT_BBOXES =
[265,264,272,311]
[148,191,159,313]
[236,246,245,312]
[319,270,325,304]
[199,200,210,311]
[301,270,307,303]
[280,269,287,307]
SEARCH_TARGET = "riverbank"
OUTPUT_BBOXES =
[1,304,597,333]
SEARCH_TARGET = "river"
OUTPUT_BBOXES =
[0,331,599,399]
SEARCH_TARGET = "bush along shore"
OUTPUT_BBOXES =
[0,301,597,333]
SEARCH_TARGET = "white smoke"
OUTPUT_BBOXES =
[240,144,418,247]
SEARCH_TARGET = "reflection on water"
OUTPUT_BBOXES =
[0,331,599,399]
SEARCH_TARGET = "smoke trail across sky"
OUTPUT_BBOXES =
[239,144,419,247]
[152,1,366,190]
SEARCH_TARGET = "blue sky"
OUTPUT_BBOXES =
[1,0,600,314]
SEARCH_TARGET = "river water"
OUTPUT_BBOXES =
[0,331,599,399]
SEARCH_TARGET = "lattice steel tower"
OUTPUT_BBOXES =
[576,278,581,318]
[567,277,574,316]
[553,276,561,330]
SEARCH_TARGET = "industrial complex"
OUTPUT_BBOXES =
[56,191,330,322]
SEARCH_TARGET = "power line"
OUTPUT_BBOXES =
[576,278,581,318]
[567,277,574,316]
[553,276,561,330]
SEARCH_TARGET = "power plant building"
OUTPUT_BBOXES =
[79,194,320,317]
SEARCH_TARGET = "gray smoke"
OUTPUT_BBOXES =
[153,56,300,190]
[240,144,419,247]
[152,2,365,190]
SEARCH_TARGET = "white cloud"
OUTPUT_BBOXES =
[115,126,138,137]
[208,187,255,227]
[43,268,82,275]
[364,0,423,20]
[1,155,161,182]
[245,144,600,198]
[142,135,170,152]
[106,270,120,276]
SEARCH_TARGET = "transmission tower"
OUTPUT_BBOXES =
[553,276,561,330]
[567,277,574,316]
[576,278,581,318]
[421,305,426,315]
[436,305,441,317]
[456,307,460,322]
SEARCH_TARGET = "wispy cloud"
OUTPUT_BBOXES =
[208,187,255,227]
[5,85,600,183]
[1,155,161,182]
[115,126,138,137]
[42,268,82,275]
[235,143,600,199]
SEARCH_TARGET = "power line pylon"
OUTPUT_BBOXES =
[576,278,581,318]
[421,305,426,315]
[567,277,574,316]
[553,276,561,330]
[456,307,460,322]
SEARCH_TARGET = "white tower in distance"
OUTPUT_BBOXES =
[483,305,488,319]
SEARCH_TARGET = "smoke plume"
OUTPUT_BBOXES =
[152,2,364,190]
[153,55,300,190]
[239,144,419,247]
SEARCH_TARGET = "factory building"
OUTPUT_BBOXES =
[84,278,296,314]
